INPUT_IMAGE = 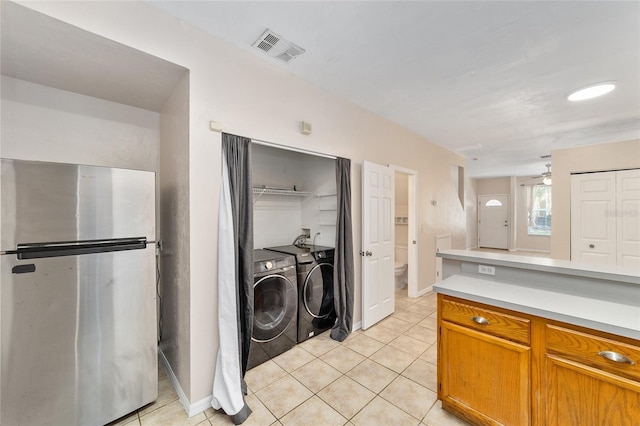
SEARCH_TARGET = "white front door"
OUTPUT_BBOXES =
[478,195,509,249]
[571,172,616,265]
[616,169,640,268]
[362,161,394,330]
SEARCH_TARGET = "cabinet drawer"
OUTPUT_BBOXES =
[441,298,530,345]
[547,325,640,382]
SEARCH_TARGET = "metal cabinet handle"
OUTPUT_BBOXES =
[471,316,490,325]
[598,351,635,365]
[589,244,595,249]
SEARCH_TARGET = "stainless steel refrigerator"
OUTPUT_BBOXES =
[0,159,158,425]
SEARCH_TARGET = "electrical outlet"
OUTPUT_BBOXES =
[302,227,311,238]
[478,265,496,275]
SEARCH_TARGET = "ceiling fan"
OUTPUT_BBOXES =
[519,162,552,186]
[541,163,552,185]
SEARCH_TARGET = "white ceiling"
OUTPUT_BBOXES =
[148,1,640,178]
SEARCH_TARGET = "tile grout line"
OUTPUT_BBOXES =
[150,290,459,425]
[259,303,439,424]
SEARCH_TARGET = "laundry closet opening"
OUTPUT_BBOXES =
[247,141,342,370]
[252,142,337,249]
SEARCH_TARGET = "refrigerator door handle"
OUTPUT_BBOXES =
[13,237,148,260]
[12,264,36,274]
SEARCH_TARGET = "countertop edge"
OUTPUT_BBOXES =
[437,249,640,285]
[434,281,640,341]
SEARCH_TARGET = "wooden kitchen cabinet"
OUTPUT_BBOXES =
[439,297,532,425]
[545,325,640,425]
[437,294,640,426]
[440,321,531,425]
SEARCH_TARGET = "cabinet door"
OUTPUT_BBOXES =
[546,355,640,425]
[440,321,531,425]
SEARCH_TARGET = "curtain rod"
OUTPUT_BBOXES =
[250,138,337,160]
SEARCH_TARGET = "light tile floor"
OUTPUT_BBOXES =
[110,290,470,426]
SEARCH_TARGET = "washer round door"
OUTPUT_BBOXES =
[252,274,297,343]
[303,263,335,319]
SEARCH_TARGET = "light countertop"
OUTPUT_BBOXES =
[437,249,640,285]
[434,274,640,340]
[434,250,640,340]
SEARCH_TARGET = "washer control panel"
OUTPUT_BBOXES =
[255,255,295,273]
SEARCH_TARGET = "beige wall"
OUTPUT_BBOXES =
[477,177,511,195]
[15,1,466,405]
[551,139,640,260]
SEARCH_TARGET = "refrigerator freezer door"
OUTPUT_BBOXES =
[1,245,158,425]
[1,159,156,250]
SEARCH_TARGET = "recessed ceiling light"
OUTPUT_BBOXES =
[567,82,616,102]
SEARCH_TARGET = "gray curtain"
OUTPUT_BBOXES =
[211,133,253,424]
[223,133,254,379]
[331,157,354,342]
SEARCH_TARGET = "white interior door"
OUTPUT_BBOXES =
[478,195,509,249]
[616,169,640,268]
[571,172,616,265]
[362,160,394,330]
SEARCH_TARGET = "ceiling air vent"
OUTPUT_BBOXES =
[253,29,305,63]
[540,154,552,159]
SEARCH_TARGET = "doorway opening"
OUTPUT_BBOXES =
[478,194,510,250]
[392,166,418,300]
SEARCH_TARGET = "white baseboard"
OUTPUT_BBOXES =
[158,348,211,418]
[188,395,213,418]
[417,285,433,297]
[352,321,362,331]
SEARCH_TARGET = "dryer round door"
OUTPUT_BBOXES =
[303,263,335,319]
[252,274,297,343]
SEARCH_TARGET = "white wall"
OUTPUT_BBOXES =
[159,73,191,397]
[252,144,337,249]
[12,1,467,407]
[1,76,160,171]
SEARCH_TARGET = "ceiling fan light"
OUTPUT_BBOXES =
[543,176,552,185]
[567,82,616,102]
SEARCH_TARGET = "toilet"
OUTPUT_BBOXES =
[394,245,408,289]
[394,261,407,289]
